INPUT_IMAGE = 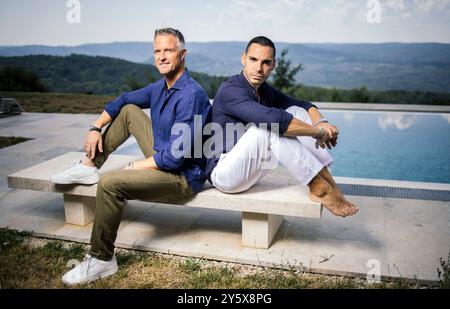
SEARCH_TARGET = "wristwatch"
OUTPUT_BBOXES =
[89,125,102,133]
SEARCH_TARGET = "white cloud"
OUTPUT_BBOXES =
[414,0,450,11]
[380,0,450,19]
[378,113,417,130]
[441,114,450,124]
[344,114,355,122]
[218,0,274,26]
[306,0,366,26]
[383,0,406,11]
[270,0,306,10]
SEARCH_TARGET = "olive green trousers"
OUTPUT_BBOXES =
[89,104,193,260]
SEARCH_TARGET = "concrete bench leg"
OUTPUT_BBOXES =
[241,212,284,249]
[63,194,96,226]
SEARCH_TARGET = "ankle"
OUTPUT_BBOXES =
[319,167,337,186]
[308,175,329,197]
[82,158,96,168]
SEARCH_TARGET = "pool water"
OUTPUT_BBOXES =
[326,110,450,184]
[116,110,450,184]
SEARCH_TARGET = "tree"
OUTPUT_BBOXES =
[272,48,303,91]
[124,75,144,91]
[0,66,48,92]
[350,86,370,103]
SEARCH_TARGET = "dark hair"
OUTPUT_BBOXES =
[154,28,185,49]
[245,36,276,59]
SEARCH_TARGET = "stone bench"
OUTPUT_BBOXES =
[7,152,322,249]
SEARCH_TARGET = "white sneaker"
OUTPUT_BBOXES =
[51,159,99,185]
[62,254,118,286]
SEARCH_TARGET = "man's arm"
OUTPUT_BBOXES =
[85,84,154,160]
[284,117,321,137]
[284,117,331,149]
[307,106,339,147]
[104,84,152,120]
[220,85,294,133]
[274,88,339,147]
[84,111,112,159]
[307,107,322,126]
[145,91,209,172]
[124,156,158,170]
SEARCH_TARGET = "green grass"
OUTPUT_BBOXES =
[437,253,450,288]
[0,136,32,149]
[0,91,116,114]
[0,228,435,289]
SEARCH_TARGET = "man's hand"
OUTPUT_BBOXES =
[315,123,339,149]
[123,156,159,170]
[84,131,103,160]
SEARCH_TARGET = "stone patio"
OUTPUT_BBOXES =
[1,110,449,284]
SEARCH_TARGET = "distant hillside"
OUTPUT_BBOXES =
[0,54,226,97]
[1,42,449,93]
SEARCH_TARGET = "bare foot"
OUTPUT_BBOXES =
[308,175,359,217]
[319,167,344,198]
[318,167,359,213]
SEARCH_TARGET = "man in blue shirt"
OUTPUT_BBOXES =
[206,36,359,219]
[52,28,211,285]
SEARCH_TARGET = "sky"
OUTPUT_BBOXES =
[0,0,449,46]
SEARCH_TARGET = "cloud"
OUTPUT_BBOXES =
[383,0,406,11]
[270,0,306,10]
[414,0,450,11]
[306,0,366,26]
[344,114,355,122]
[441,114,450,124]
[218,0,274,26]
[380,0,450,19]
[378,113,417,130]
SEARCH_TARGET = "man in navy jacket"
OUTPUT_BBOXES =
[206,36,359,218]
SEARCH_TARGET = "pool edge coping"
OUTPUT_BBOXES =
[335,176,450,191]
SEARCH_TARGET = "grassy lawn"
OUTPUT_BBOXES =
[0,136,32,149]
[0,91,115,114]
[0,228,437,289]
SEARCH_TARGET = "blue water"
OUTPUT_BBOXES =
[117,110,450,184]
[326,110,450,184]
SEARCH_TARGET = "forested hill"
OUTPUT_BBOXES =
[0,54,226,97]
[2,42,449,93]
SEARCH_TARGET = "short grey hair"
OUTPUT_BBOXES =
[154,27,185,50]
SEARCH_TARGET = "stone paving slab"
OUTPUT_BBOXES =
[1,112,449,285]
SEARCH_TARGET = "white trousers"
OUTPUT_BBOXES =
[211,106,334,193]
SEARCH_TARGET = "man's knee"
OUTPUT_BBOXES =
[285,106,310,123]
[212,169,251,193]
[98,172,121,192]
[245,126,270,142]
[119,104,141,117]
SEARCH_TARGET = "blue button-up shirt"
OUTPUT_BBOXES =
[105,70,211,193]
[205,72,317,179]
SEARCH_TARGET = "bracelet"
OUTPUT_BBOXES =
[313,118,329,126]
[316,127,325,140]
[89,125,102,133]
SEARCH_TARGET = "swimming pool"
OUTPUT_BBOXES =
[116,109,450,184]
[326,110,450,184]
